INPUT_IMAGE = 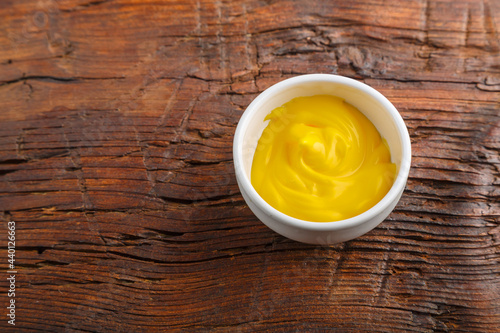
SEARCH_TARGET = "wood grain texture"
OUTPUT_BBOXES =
[0,0,499,331]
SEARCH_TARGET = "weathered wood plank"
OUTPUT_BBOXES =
[0,0,499,332]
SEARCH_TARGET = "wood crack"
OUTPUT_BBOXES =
[60,0,110,13]
[0,75,125,86]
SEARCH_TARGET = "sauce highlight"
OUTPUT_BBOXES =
[251,95,396,222]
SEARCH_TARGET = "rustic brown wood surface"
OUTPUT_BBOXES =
[0,0,499,331]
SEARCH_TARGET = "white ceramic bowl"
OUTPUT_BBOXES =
[233,74,411,245]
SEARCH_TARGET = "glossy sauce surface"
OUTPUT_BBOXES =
[251,95,396,222]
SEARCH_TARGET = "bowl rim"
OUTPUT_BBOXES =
[233,73,411,231]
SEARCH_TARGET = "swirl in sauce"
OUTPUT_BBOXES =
[251,95,396,222]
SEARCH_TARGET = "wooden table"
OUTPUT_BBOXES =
[1,0,499,331]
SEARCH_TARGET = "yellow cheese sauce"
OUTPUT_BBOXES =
[251,95,396,222]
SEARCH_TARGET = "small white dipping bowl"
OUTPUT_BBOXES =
[233,74,411,245]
